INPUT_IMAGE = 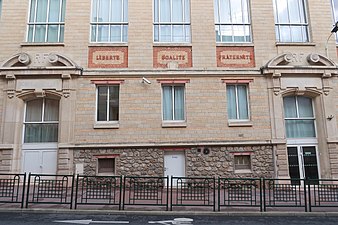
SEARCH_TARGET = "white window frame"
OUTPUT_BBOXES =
[27,0,66,43]
[23,98,59,144]
[226,84,250,121]
[214,0,252,43]
[95,85,120,124]
[284,96,316,139]
[273,0,309,43]
[90,0,128,43]
[162,84,186,122]
[153,0,191,43]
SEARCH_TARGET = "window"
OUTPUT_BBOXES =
[97,158,115,174]
[273,0,309,42]
[227,84,249,120]
[24,98,59,143]
[27,0,66,43]
[154,0,191,43]
[234,155,251,170]
[214,0,251,42]
[91,0,128,42]
[97,86,119,122]
[331,0,338,42]
[283,96,315,138]
[162,85,185,121]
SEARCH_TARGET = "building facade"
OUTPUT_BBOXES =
[0,0,338,181]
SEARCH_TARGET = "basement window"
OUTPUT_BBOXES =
[234,155,251,172]
[97,158,115,175]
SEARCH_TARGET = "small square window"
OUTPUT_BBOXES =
[97,158,115,174]
[234,155,251,170]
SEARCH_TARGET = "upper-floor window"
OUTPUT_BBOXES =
[214,0,251,43]
[154,0,191,43]
[162,85,185,121]
[227,84,249,121]
[283,96,315,138]
[273,0,309,42]
[331,0,338,42]
[27,0,66,43]
[97,85,120,122]
[91,0,128,43]
[24,98,59,143]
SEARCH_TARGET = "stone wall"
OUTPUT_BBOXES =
[73,145,274,178]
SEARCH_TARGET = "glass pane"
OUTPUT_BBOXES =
[34,24,46,42]
[36,0,48,22]
[287,147,301,185]
[91,25,97,42]
[97,25,109,42]
[160,0,170,22]
[174,86,185,120]
[291,26,303,42]
[288,0,301,23]
[26,99,43,122]
[49,0,61,22]
[159,25,171,42]
[276,0,289,23]
[44,99,59,121]
[244,25,251,42]
[301,26,308,42]
[184,0,190,22]
[172,25,184,42]
[28,25,34,42]
[98,0,110,22]
[237,85,248,119]
[215,25,221,42]
[230,0,243,23]
[59,25,64,42]
[60,0,66,21]
[154,25,159,42]
[302,146,319,181]
[47,25,58,42]
[123,0,128,21]
[111,0,122,22]
[109,86,119,121]
[284,96,297,118]
[280,26,291,42]
[285,119,316,138]
[24,124,58,143]
[29,0,37,22]
[163,86,173,120]
[233,25,245,42]
[154,0,159,22]
[172,0,183,22]
[97,86,108,121]
[242,0,249,23]
[92,0,98,21]
[110,25,121,42]
[220,0,231,23]
[214,0,219,23]
[184,25,190,42]
[122,25,128,42]
[297,96,313,117]
[220,25,232,42]
[227,85,237,119]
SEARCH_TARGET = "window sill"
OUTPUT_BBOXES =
[234,169,252,174]
[153,43,192,47]
[21,42,65,47]
[94,122,119,129]
[162,121,187,128]
[275,42,316,47]
[228,121,253,127]
[96,172,115,176]
[88,43,128,47]
[216,42,254,47]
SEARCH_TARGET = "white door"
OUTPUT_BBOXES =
[22,149,57,174]
[164,151,185,186]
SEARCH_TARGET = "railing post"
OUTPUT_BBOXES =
[217,177,220,212]
[74,174,79,210]
[213,177,216,212]
[70,174,75,209]
[259,178,263,212]
[170,176,173,211]
[263,178,266,212]
[166,176,169,211]
[25,173,31,208]
[122,175,126,210]
[21,173,27,209]
[303,179,307,212]
[307,179,312,212]
[119,175,122,210]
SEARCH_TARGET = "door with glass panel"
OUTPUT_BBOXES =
[283,95,319,184]
[22,98,59,174]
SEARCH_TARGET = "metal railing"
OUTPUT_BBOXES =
[0,173,26,208]
[26,173,75,209]
[263,178,307,212]
[170,177,216,211]
[122,176,169,210]
[308,179,338,212]
[75,175,122,209]
[218,178,262,211]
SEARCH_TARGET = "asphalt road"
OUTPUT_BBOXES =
[0,212,338,225]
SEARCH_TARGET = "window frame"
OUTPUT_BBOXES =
[90,0,128,43]
[96,157,116,175]
[234,154,252,172]
[214,0,252,43]
[153,0,191,43]
[23,98,59,143]
[162,84,186,122]
[226,84,250,121]
[283,95,317,139]
[273,0,309,43]
[27,0,66,43]
[95,85,120,124]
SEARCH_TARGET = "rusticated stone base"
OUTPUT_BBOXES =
[72,145,274,178]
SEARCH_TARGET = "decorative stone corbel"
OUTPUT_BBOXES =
[62,73,71,98]
[273,72,281,95]
[5,73,16,99]
[34,89,46,98]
